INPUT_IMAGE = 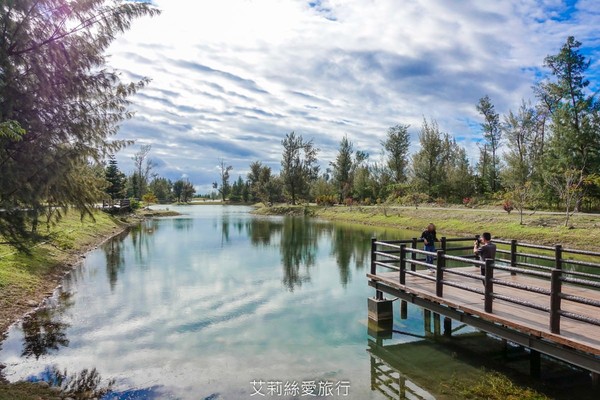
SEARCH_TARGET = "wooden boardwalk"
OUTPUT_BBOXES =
[369,267,600,356]
[368,236,600,375]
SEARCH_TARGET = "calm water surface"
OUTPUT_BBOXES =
[1,206,439,399]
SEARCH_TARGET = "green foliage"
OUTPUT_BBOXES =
[149,177,173,203]
[104,157,127,200]
[330,135,368,203]
[280,132,319,205]
[382,124,410,183]
[142,192,158,205]
[476,95,502,193]
[0,0,159,247]
[444,371,549,400]
[315,195,336,206]
[173,179,195,203]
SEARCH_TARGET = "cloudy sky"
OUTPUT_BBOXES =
[108,0,600,192]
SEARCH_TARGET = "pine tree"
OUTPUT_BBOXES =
[0,0,159,246]
[280,132,319,205]
[105,157,127,200]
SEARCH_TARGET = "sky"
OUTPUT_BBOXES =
[108,0,600,193]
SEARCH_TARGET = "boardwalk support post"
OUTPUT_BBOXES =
[371,237,383,300]
[555,244,563,271]
[399,244,406,285]
[484,259,494,313]
[441,236,447,252]
[436,249,444,297]
[400,300,408,320]
[370,237,377,276]
[368,296,394,331]
[530,350,541,378]
[550,269,562,334]
[443,317,452,337]
[411,237,417,271]
[510,239,517,276]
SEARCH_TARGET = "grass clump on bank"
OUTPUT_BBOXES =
[442,370,550,400]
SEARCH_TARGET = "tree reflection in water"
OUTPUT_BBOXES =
[32,365,114,399]
[247,216,376,289]
[330,224,371,287]
[105,233,125,291]
[129,219,159,267]
[21,292,73,359]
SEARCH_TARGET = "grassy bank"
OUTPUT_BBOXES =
[254,204,600,251]
[0,210,128,334]
[0,210,129,398]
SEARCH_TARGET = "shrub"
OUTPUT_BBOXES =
[363,197,372,206]
[344,197,354,206]
[435,197,446,207]
[315,195,336,206]
[503,199,514,214]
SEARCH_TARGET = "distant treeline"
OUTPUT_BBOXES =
[209,37,599,228]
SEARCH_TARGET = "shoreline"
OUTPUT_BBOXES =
[0,221,131,337]
[252,204,600,251]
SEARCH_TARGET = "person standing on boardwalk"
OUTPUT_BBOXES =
[474,232,496,276]
[421,223,437,266]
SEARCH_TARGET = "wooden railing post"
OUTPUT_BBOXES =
[550,268,562,334]
[510,239,517,276]
[370,237,377,275]
[441,236,447,252]
[555,245,563,270]
[436,249,444,297]
[411,237,417,271]
[484,258,494,313]
[399,244,406,285]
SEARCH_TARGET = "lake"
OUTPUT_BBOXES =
[0,206,436,399]
[0,205,594,399]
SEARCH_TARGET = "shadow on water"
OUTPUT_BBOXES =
[21,292,73,360]
[367,313,600,400]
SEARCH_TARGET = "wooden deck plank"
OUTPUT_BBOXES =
[372,266,600,356]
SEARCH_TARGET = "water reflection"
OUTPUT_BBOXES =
[129,219,159,267]
[21,292,73,360]
[279,218,318,291]
[105,234,125,291]
[330,225,371,287]
[31,365,114,398]
[246,217,377,289]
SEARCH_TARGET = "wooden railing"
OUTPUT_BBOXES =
[370,236,600,335]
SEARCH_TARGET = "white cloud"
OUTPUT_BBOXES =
[107,0,600,191]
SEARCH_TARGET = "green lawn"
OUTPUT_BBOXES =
[254,204,600,251]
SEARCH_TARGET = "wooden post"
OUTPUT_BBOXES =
[370,237,377,275]
[424,309,432,336]
[399,244,406,285]
[436,249,444,297]
[400,300,408,319]
[530,350,541,378]
[484,258,494,313]
[443,317,452,337]
[510,239,517,276]
[555,244,563,270]
[441,236,447,252]
[411,237,417,271]
[550,269,562,334]
[433,313,441,336]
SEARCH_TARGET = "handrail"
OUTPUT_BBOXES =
[370,235,600,336]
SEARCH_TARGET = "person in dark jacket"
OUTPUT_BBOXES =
[421,223,437,266]
[474,232,496,276]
